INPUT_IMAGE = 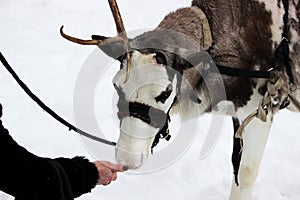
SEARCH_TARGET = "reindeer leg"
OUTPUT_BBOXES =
[233,115,272,200]
[229,117,243,200]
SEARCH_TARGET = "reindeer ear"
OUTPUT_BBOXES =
[95,36,127,62]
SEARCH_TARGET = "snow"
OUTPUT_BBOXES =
[0,0,300,199]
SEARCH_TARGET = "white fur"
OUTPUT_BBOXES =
[120,117,158,139]
[256,0,284,49]
[236,80,266,120]
[229,114,272,200]
[256,0,300,51]
[289,3,300,51]
[115,117,156,169]
[228,80,274,199]
[172,77,211,120]
[213,100,236,115]
[113,51,177,169]
[113,51,176,111]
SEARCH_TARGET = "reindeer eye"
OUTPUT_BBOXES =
[154,52,167,65]
[155,84,173,103]
[118,54,127,69]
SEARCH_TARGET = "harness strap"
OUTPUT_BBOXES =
[117,96,175,152]
[235,93,272,139]
[282,0,290,39]
[187,51,272,79]
[275,0,295,85]
[235,72,300,139]
[215,64,271,79]
[275,38,295,84]
[151,97,177,152]
[117,101,168,129]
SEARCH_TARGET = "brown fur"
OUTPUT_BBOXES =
[291,0,300,85]
[191,0,276,107]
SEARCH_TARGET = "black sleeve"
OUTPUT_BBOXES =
[53,156,99,198]
[0,104,99,199]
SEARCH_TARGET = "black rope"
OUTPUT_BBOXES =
[215,64,271,79]
[0,52,116,146]
[282,0,290,39]
[151,97,177,153]
[275,0,295,85]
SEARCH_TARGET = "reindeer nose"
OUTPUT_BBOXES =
[115,147,149,170]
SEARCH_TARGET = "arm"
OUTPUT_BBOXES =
[0,104,123,199]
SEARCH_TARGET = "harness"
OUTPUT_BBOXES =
[151,0,300,148]
[233,0,300,139]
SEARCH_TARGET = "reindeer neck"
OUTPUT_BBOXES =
[158,6,212,51]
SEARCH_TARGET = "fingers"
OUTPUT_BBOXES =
[102,180,112,186]
[110,173,117,181]
[93,161,126,186]
[101,161,125,172]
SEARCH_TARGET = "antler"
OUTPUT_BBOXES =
[60,26,104,45]
[108,0,131,82]
[60,0,131,82]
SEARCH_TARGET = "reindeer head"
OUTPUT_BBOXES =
[61,0,214,169]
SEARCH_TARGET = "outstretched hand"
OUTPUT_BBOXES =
[93,161,126,186]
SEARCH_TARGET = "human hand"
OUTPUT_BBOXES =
[93,161,126,186]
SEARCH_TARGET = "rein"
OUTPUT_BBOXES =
[0,52,116,146]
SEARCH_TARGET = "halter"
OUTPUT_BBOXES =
[114,70,178,152]
[117,101,168,129]
[116,97,176,153]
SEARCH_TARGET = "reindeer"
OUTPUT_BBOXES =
[60,0,300,199]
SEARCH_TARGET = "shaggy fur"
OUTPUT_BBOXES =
[98,1,300,199]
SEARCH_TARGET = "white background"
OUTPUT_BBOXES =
[0,0,300,199]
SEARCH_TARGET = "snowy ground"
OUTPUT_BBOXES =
[0,0,300,199]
